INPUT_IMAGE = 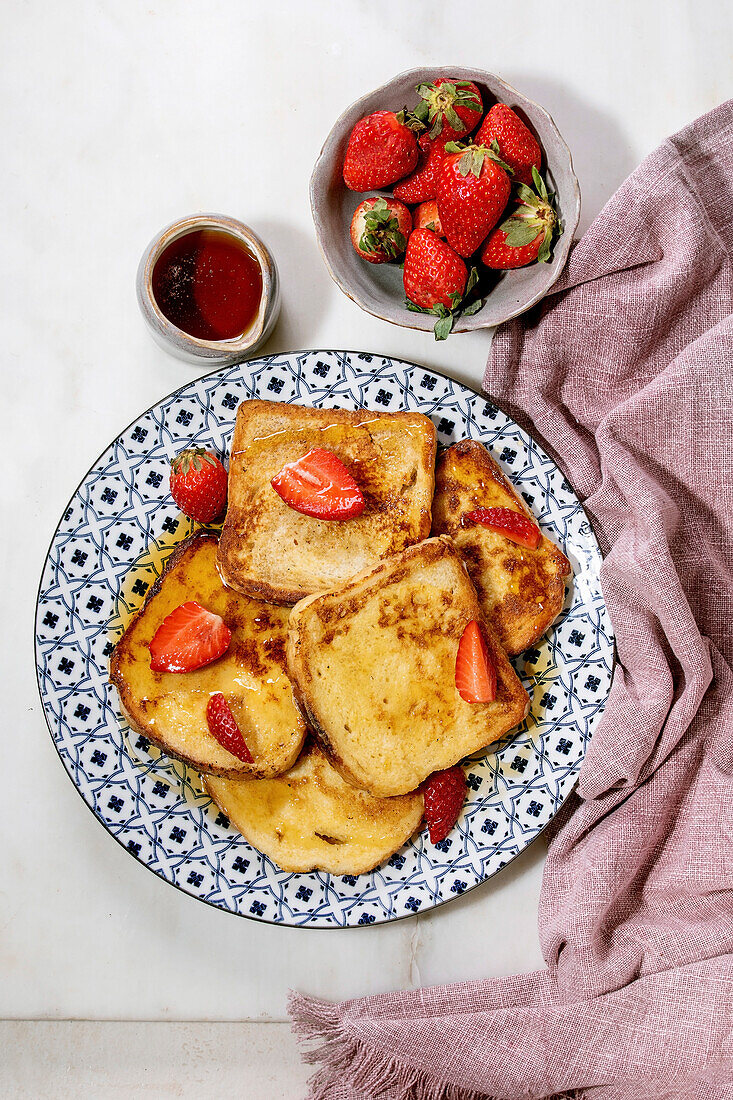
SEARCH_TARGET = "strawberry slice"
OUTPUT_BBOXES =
[461,506,541,550]
[271,448,366,521]
[148,601,231,673]
[206,692,254,763]
[455,620,497,704]
[423,766,467,843]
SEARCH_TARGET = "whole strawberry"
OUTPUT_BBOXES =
[476,104,541,186]
[393,133,449,203]
[413,77,482,141]
[437,143,512,257]
[169,447,227,523]
[481,168,559,269]
[413,199,444,237]
[350,197,411,264]
[423,766,467,843]
[403,228,468,340]
[343,110,419,191]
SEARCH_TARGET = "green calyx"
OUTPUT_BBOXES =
[404,265,483,340]
[172,447,217,476]
[359,198,407,260]
[501,168,561,262]
[515,166,551,207]
[445,140,513,178]
[405,299,457,340]
[414,80,482,139]
[398,105,428,134]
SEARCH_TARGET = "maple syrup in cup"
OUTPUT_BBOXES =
[137,214,280,364]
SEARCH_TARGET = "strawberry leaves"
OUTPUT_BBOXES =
[444,140,513,178]
[414,79,482,140]
[405,265,482,341]
[405,299,455,341]
[499,217,543,248]
[489,167,561,265]
[171,448,221,478]
[358,198,407,260]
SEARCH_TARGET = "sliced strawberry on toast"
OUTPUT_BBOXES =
[455,619,497,704]
[462,506,541,549]
[148,600,231,673]
[271,447,366,521]
[206,692,254,763]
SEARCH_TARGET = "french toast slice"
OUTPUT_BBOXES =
[431,440,571,656]
[217,399,437,604]
[287,536,529,798]
[204,739,424,874]
[110,532,306,779]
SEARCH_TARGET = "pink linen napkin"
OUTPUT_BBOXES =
[289,101,733,1099]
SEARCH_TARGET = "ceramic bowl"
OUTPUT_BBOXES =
[136,213,280,364]
[310,67,580,334]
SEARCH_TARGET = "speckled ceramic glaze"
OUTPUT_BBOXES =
[35,351,613,928]
[311,68,581,333]
[136,213,280,364]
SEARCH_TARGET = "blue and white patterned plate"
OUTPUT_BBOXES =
[35,350,613,928]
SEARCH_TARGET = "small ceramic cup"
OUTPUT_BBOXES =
[136,213,280,364]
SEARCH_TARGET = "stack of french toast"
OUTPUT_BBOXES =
[110,399,570,875]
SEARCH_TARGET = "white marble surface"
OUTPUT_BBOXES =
[2,1022,307,1098]
[3,0,729,1093]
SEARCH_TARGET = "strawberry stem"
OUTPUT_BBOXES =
[405,264,485,340]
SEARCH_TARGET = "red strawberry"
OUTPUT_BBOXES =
[169,448,227,523]
[461,506,541,549]
[413,78,482,141]
[350,197,411,264]
[481,169,559,269]
[403,228,468,340]
[343,111,419,191]
[148,601,231,673]
[423,766,467,843]
[271,448,365,520]
[476,104,541,186]
[481,223,543,269]
[393,134,449,203]
[454,620,497,704]
[437,144,512,257]
[413,200,444,237]
[206,692,254,763]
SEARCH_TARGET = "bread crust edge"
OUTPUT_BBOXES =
[109,529,305,780]
[433,439,571,655]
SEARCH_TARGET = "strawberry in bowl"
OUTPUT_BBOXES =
[350,197,412,264]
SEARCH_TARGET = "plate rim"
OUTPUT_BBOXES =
[34,348,615,928]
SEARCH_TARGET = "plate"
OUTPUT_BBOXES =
[35,350,613,928]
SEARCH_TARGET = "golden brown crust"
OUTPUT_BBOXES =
[110,532,306,778]
[116,694,255,780]
[217,400,437,604]
[204,739,424,875]
[431,440,571,655]
[110,530,212,715]
[287,536,530,798]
